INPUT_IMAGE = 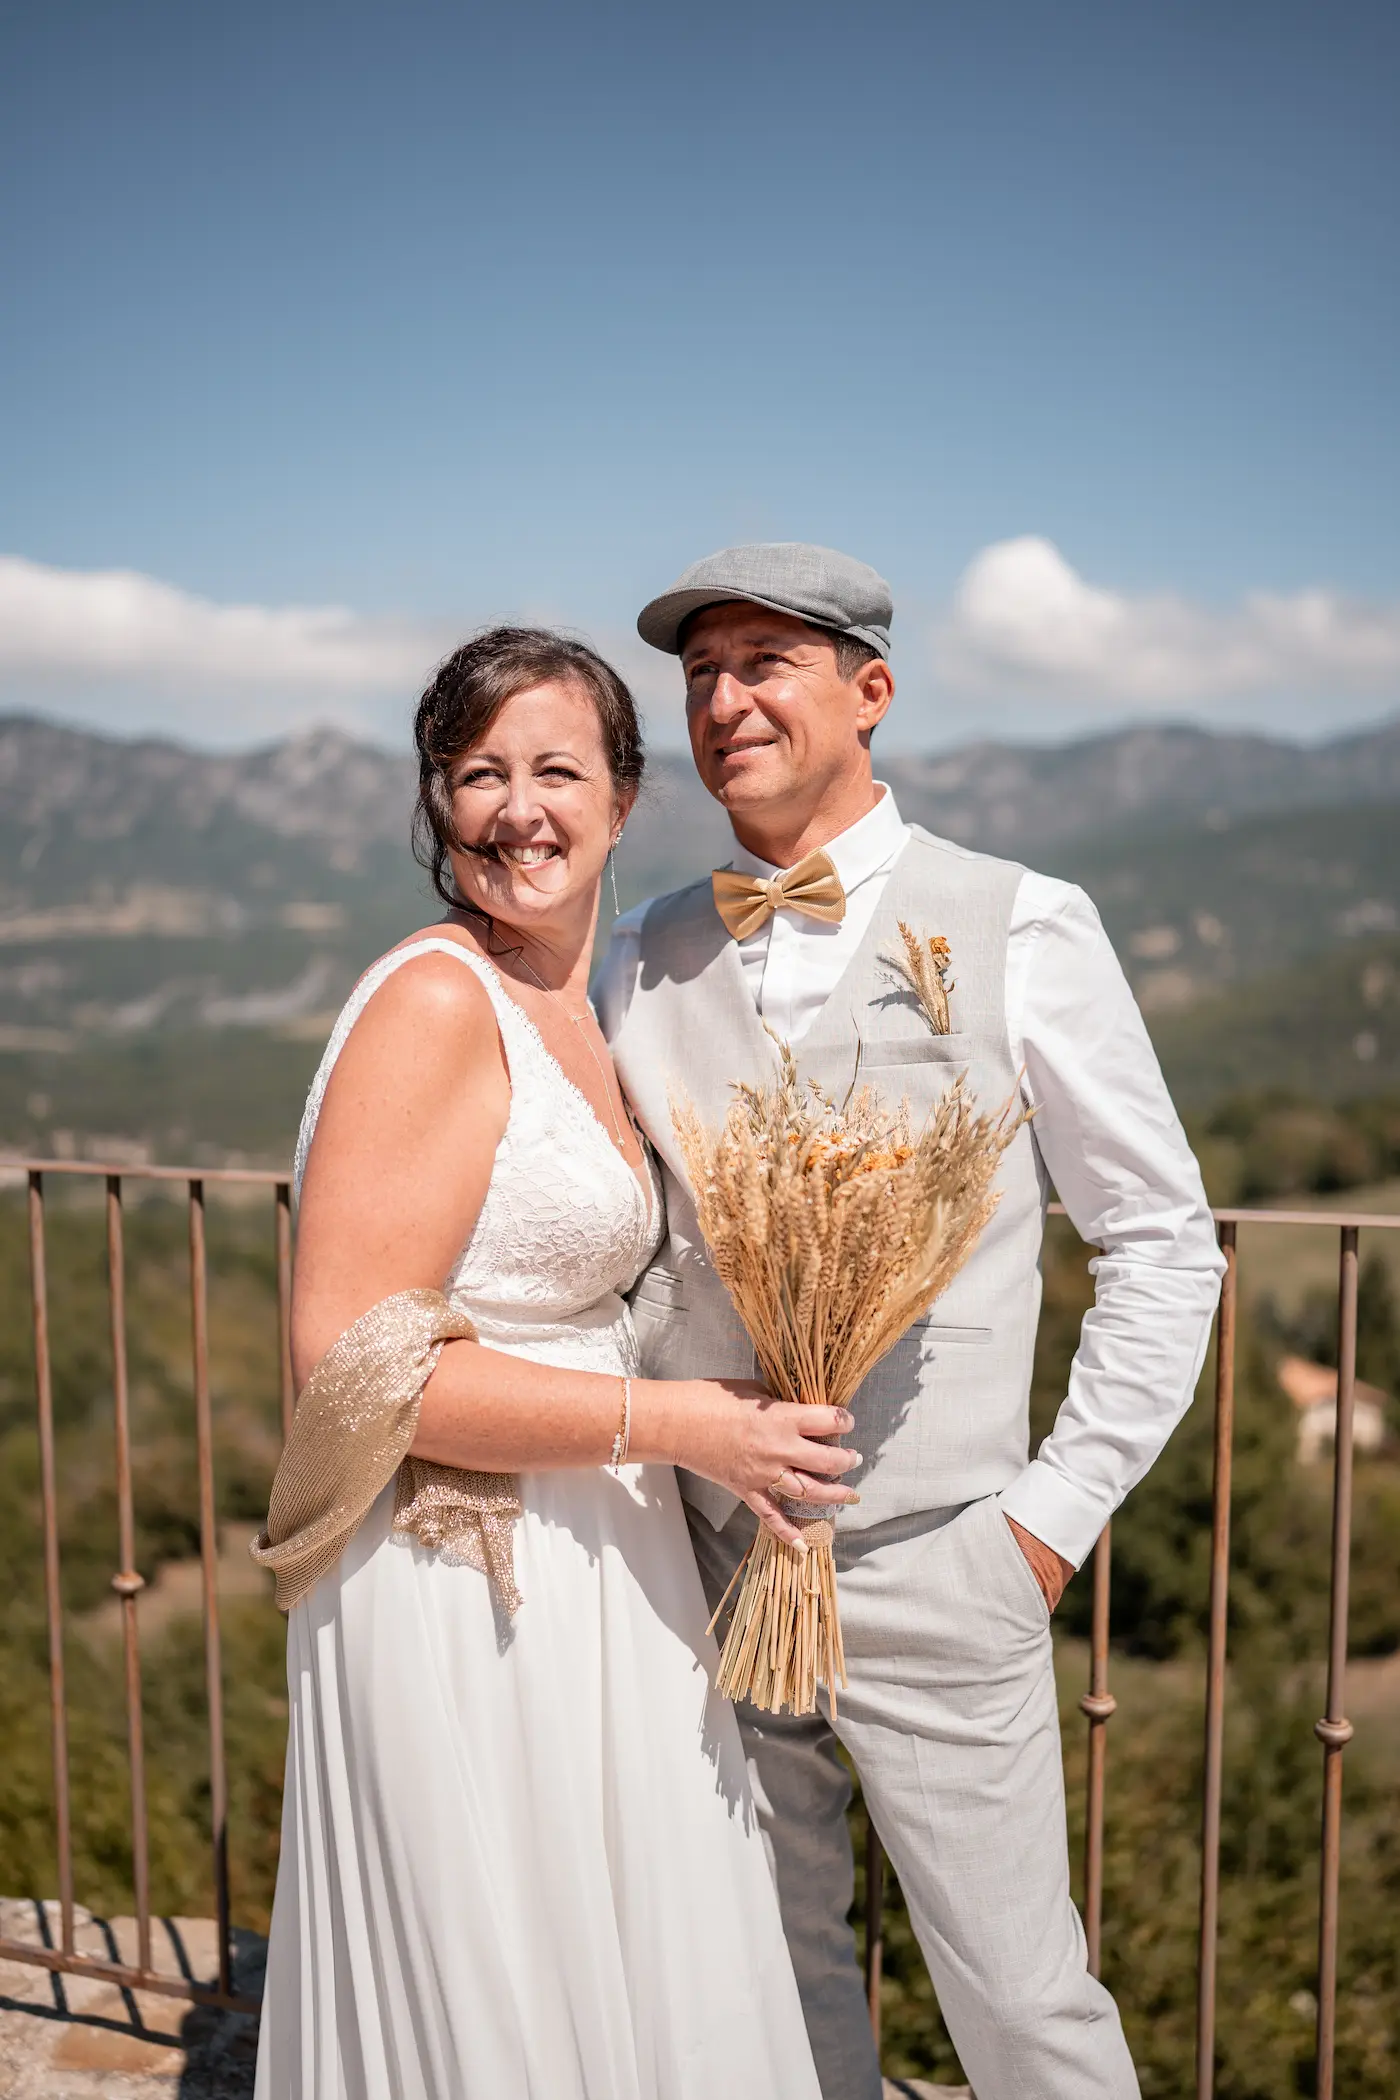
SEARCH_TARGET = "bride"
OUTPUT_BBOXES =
[252,627,860,2099]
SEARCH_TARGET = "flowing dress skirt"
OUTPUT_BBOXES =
[254,1460,821,2100]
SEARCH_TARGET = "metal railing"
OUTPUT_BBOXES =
[10,1157,291,2018]
[3,1160,1398,2090]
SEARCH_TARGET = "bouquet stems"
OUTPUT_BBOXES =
[709,1518,845,1716]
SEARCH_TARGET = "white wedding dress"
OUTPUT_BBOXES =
[254,939,820,2100]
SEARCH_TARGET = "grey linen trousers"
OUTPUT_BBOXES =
[687,1493,1140,2100]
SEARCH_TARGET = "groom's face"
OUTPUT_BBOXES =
[680,604,889,826]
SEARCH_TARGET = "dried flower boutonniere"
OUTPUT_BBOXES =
[884,923,955,1034]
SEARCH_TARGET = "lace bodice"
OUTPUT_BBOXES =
[295,939,663,1373]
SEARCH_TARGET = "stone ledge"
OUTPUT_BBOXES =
[0,1900,264,2099]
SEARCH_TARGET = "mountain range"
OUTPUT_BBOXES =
[1,710,1396,1160]
[9,707,1400,874]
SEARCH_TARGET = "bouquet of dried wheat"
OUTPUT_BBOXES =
[673,941,1021,1715]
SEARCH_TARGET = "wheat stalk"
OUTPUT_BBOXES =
[883,922,955,1033]
[673,1034,1022,1716]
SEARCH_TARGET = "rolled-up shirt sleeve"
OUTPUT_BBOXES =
[997,877,1226,1568]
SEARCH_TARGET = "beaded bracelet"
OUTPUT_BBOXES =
[609,1376,632,1471]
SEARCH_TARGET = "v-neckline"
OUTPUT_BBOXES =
[470,948,658,1231]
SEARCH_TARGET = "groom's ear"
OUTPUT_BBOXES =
[853,657,895,737]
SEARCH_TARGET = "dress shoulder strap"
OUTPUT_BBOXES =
[293,937,527,1195]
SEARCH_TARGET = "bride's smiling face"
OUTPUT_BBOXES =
[445,679,633,931]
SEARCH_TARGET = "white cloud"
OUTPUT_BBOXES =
[936,537,1400,706]
[0,554,449,695]
[0,554,700,751]
[8,542,1398,755]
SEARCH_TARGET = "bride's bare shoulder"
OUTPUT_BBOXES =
[338,931,501,1072]
[299,930,508,1254]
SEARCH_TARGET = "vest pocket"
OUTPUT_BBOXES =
[908,1320,992,1343]
[858,1033,971,1067]
[630,1267,686,1313]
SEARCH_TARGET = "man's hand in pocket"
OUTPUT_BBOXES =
[1005,1515,1074,1611]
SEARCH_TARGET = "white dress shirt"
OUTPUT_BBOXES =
[598,787,1225,1567]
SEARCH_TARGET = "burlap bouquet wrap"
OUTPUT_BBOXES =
[251,1287,523,1615]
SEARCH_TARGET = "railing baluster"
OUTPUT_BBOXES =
[1314,1225,1358,2098]
[189,1180,232,1996]
[275,1181,294,1441]
[1196,1218,1237,2100]
[29,1171,74,1954]
[1080,1522,1116,1976]
[864,1815,885,2051]
[106,1174,151,1973]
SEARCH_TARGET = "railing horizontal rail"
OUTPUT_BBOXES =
[1050,1199,1400,1230]
[4,1154,1397,2082]
[0,1935,259,2015]
[1,1157,286,1186]
[10,1161,1400,1231]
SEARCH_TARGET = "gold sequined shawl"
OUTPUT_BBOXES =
[251,1287,523,1615]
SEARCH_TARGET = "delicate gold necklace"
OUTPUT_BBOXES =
[511,947,635,1157]
[458,918,629,1159]
[451,900,635,1156]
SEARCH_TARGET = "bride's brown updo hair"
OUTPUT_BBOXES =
[412,626,646,908]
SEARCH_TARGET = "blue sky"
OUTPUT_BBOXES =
[2,0,1397,751]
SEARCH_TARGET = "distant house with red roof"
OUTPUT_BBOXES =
[1276,1355,1389,1464]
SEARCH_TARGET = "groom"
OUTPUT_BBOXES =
[598,543,1224,2100]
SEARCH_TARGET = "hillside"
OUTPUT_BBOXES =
[0,716,735,1049]
[1149,933,1400,1107]
[1,710,1398,1161]
[1046,800,1400,1012]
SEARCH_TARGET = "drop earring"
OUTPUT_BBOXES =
[609,834,622,915]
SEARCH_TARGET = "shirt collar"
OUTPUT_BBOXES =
[729,783,908,891]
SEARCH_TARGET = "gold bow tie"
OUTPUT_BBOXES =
[711,848,847,941]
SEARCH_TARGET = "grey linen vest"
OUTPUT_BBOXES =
[609,827,1049,1533]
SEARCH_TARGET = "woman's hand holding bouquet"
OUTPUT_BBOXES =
[645,1379,863,1546]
